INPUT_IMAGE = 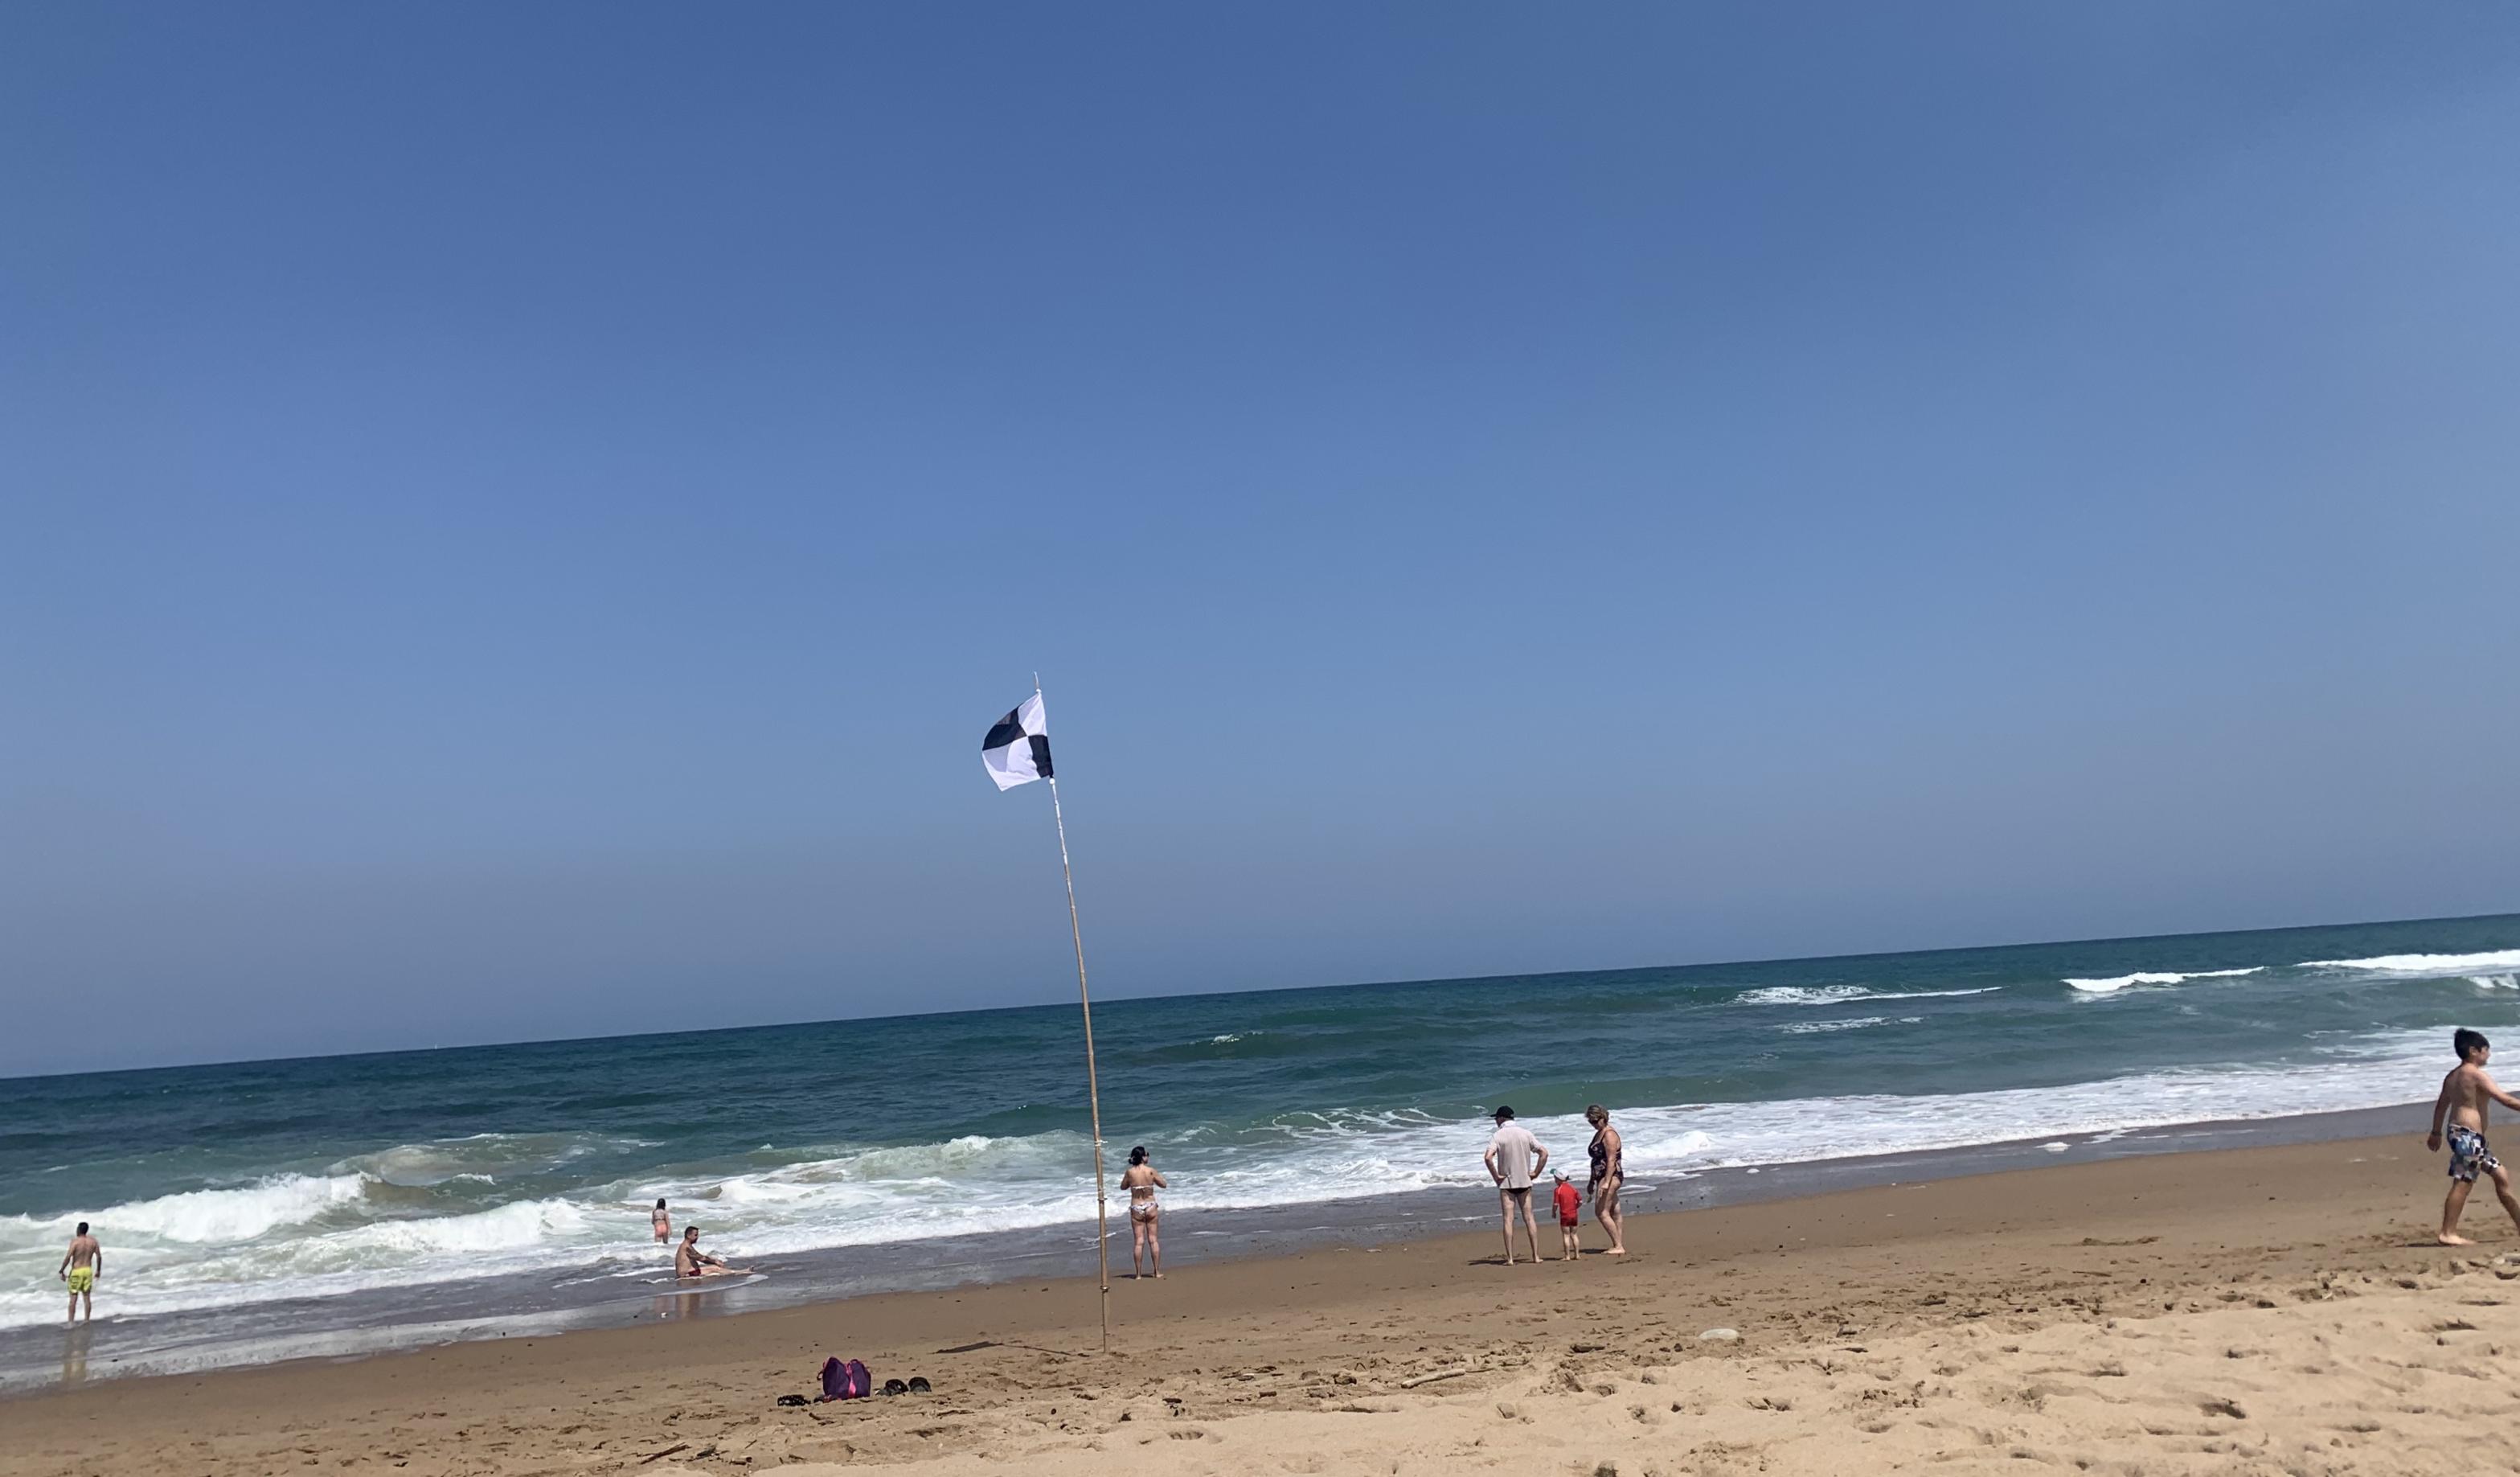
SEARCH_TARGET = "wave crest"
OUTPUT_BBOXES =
[1737,985,2003,1007]
[0,1174,368,1249]
[2064,968,2261,995]
[2302,950,2520,975]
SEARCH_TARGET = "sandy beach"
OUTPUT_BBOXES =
[10,1130,2513,1475]
[13,5,2512,1471]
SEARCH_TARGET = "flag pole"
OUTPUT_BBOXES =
[1039,677,1112,1351]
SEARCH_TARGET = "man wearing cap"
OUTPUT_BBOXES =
[1482,1106,1550,1266]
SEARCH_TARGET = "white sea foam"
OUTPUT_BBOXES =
[322,1198,594,1259]
[1592,1028,2441,1179]
[2472,975,2518,991]
[1779,1016,1887,1034]
[0,1174,369,1247]
[2064,968,2261,995]
[1735,985,2002,1007]
[2302,950,2520,974]
[1082,1028,2451,1214]
[1776,1015,1923,1035]
[1735,986,1872,1006]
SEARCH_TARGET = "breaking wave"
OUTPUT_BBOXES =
[1734,985,2002,1007]
[2064,968,2262,995]
[2302,951,2520,975]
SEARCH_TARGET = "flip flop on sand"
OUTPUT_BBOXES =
[907,1377,931,1394]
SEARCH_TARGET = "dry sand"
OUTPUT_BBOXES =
[11,1132,2515,1476]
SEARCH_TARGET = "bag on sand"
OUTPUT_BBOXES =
[819,1356,871,1401]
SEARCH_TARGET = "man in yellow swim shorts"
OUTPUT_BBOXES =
[59,1221,100,1324]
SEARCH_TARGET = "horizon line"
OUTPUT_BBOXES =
[7,907,2513,1086]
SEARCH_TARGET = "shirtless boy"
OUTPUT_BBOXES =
[2428,1028,2520,1245]
[59,1222,100,1323]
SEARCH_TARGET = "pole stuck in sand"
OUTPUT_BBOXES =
[1046,756,1112,1349]
[980,675,1113,1349]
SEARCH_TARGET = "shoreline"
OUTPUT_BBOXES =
[6,1125,2497,1475]
[13,911,2506,1392]
[0,1098,2426,1396]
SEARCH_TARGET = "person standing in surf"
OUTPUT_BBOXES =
[2429,1028,2520,1245]
[1120,1145,1167,1279]
[1585,1104,1628,1256]
[652,1199,671,1244]
[1484,1106,1549,1266]
[59,1222,100,1324]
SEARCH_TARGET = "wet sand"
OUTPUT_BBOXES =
[9,1130,2506,1475]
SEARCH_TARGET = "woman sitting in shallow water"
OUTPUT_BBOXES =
[1121,1146,1168,1279]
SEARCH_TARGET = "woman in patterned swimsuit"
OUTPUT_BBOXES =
[1121,1146,1169,1279]
[1586,1104,1628,1256]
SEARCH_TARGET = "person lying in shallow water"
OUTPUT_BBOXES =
[674,1225,749,1278]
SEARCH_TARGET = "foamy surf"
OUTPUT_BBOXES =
[1735,985,2002,1006]
[0,1173,369,1247]
[0,1028,2453,1332]
[2302,951,2520,974]
[1776,1015,1928,1035]
[2064,968,2262,995]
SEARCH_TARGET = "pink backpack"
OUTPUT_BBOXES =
[818,1356,871,1401]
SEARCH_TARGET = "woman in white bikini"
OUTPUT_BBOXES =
[1120,1145,1168,1279]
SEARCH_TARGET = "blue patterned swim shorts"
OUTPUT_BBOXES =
[2448,1124,2501,1184]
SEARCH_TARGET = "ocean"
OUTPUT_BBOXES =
[5,913,2516,1386]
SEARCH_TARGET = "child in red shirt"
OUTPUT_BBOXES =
[1551,1171,1582,1261]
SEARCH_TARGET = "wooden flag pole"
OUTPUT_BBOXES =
[1039,679,1112,1351]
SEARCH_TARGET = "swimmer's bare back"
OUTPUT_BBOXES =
[2440,1062,2508,1133]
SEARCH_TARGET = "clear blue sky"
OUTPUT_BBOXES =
[6,5,2518,1077]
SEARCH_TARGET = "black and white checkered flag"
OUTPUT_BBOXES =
[981,693,1053,791]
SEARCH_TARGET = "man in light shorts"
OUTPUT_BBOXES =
[1484,1106,1549,1266]
[59,1222,100,1323]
